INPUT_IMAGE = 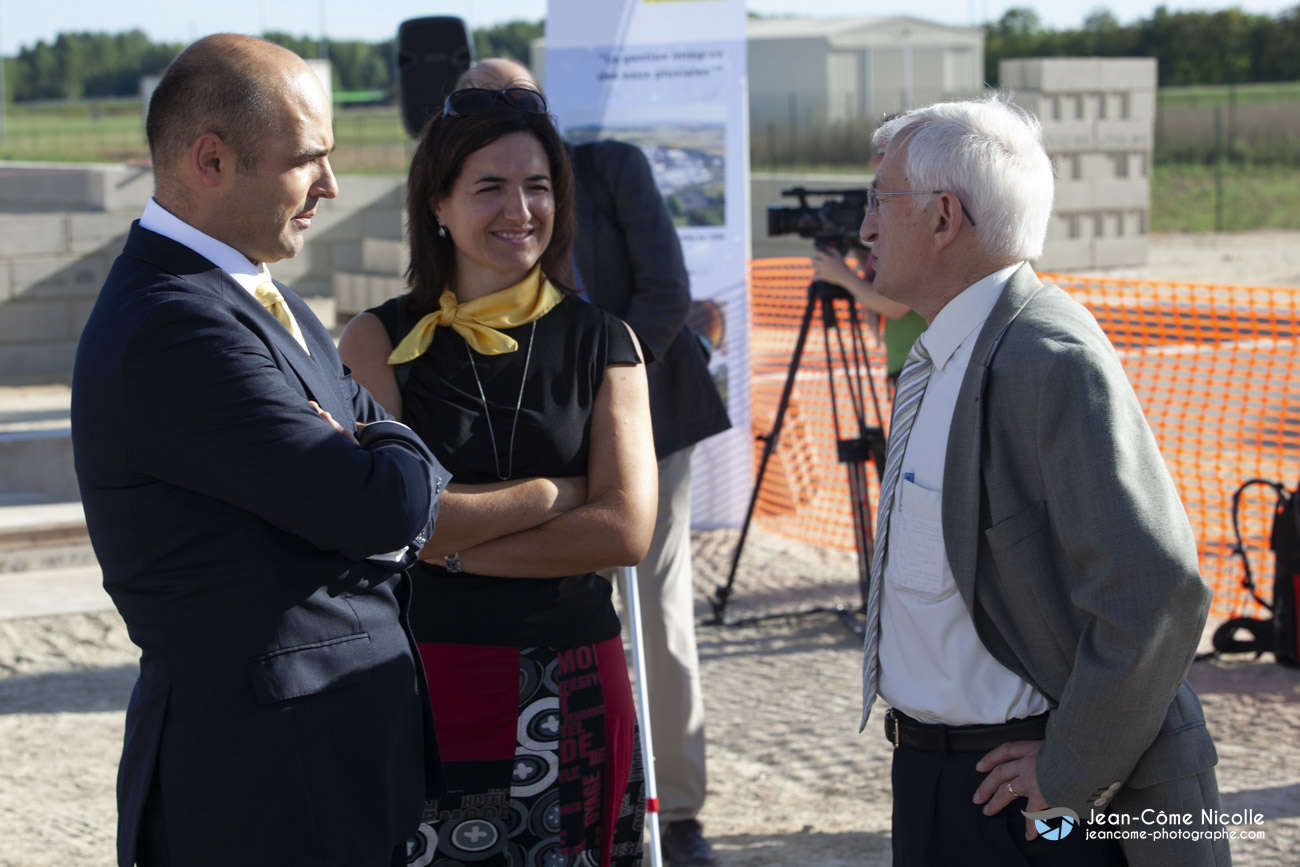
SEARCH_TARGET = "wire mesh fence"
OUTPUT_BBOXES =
[748,257,1300,621]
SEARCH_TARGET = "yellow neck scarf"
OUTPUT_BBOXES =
[387,266,564,362]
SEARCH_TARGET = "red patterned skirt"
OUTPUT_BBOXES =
[404,639,644,867]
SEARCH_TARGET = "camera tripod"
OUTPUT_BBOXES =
[707,256,889,634]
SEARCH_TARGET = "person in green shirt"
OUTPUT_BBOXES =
[811,242,926,383]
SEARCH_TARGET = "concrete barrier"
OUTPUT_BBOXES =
[0,163,407,384]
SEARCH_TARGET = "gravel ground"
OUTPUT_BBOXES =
[1,527,1297,866]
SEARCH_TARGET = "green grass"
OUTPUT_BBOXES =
[1158,80,1300,108]
[0,105,150,163]
[1151,164,1300,232]
[0,101,414,172]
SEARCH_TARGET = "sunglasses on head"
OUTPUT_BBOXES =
[442,87,549,118]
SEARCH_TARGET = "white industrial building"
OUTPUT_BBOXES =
[746,16,985,135]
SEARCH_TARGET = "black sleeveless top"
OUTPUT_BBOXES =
[368,293,642,646]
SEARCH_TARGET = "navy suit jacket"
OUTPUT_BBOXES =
[72,223,449,867]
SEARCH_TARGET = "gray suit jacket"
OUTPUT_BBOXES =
[941,263,1217,817]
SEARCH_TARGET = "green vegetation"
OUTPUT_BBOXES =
[0,98,149,163]
[260,33,396,93]
[985,6,1300,87]
[1158,81,1300,107]
[473,20,544,64]
[0,19,545,170]
[0,100,415,172]
[1150,165,1300,233]
[4,31,180,100]
[1,22,543,105]
[1155,97,1300,167]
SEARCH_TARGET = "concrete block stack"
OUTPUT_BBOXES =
[331,224,410,322]
[274,172,409,322]
[0,165,411,385]
[1001,57,1158,272]
[0,207,134,384]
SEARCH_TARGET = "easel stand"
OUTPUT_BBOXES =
[707,276,887,634]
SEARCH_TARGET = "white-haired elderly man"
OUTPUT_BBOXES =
[858,95,1229,866]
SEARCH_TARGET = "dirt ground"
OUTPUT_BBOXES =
[1,232,1299,866]
[1103,230,1300,289]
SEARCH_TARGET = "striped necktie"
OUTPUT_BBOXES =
[860,338,933,730]
[253,278,310,355]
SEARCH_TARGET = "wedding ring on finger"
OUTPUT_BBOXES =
[1007,782,1020,798]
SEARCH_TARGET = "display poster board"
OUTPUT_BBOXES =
[545,0,751,528]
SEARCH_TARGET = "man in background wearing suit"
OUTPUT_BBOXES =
[456,59,731,866]
[857,96,1229,866]
[72,34,448,867]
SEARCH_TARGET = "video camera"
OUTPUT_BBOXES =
[766,187,869,255]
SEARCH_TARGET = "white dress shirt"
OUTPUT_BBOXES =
[140,197,275,294]
[878,262,1054,726]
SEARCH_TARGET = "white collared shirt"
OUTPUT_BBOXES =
[140,197,274,293]
[877,262,1054,726]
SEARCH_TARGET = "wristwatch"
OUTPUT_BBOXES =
[444,552,464,573]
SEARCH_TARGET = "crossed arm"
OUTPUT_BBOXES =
[338,311,657,577]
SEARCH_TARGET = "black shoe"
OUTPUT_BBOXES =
[661,819,717,866]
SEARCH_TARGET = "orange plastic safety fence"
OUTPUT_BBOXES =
[748,258,1300,620]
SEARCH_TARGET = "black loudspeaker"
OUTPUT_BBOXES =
[396,16,475,139]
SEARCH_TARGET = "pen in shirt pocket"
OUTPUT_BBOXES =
[900,473,914,507]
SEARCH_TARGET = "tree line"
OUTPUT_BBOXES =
[5,7,1299,103]
[984,5,1300,87]
[2,21,542,103]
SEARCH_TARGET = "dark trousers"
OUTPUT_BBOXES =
[891,743,1127,867]
[136,774,405,867]
[135,766,171,867]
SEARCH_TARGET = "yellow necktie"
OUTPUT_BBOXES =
[388,265,564,362]
[253,278,310,355]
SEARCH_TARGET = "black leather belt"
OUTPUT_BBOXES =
[884,708,1049,752]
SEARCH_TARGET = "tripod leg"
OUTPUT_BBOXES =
[840,459,875,636]
[819,290,880,636]
[708,284,822,624]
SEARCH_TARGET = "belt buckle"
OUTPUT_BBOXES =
[887,709,900,748]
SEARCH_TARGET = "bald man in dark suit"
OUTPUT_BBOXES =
[72,34,448,867]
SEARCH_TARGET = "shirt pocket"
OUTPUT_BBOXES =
[888,478,957,602]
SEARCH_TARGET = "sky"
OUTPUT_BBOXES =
[2,0,1297,56]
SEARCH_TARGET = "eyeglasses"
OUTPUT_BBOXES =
[442,87,549,118]
[866,188,977,227]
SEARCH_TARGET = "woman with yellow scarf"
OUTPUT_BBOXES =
[339,91,656,867]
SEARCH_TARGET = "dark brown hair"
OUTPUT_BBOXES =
[405,107,576,315]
